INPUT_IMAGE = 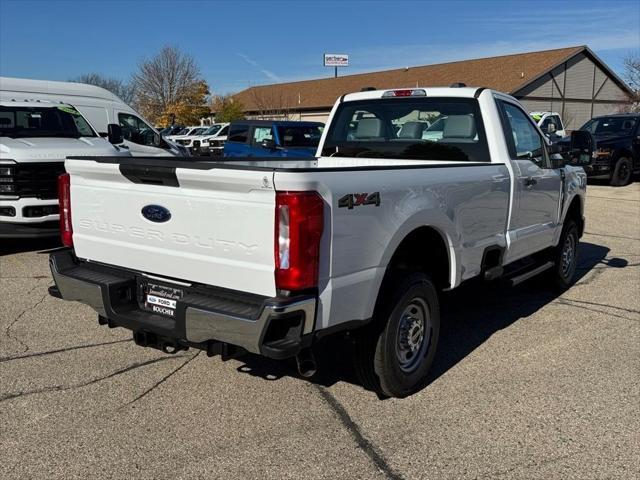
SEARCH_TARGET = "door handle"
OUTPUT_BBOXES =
[524,177,537,188]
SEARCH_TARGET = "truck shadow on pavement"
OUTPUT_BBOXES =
[234,241,630,396]
[0,237,61,257]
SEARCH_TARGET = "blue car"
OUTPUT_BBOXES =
[224,120,324,158]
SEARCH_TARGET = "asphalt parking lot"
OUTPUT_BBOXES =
[1,183,638,479]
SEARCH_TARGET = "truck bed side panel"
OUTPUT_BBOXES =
[274,162,511,330]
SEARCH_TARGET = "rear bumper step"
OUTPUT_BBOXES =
[48,249,316,359]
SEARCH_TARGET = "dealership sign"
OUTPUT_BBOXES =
[324,54,349,67]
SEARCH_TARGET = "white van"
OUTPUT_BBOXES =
[0,99,130,238]
[0,77,186,157]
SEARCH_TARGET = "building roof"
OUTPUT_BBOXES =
[233,46,631,113]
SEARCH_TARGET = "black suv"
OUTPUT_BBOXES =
[578,113,640,186]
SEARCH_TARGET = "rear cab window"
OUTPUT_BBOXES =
[228,124,249,143]
[277,125,323,147]
[321,97,490,162]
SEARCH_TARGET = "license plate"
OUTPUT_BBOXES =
[142,282,184,317]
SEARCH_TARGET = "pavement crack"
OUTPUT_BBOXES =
[120,351,200,408]
[480,439,588,479]
[314,385,405,480]
[4,283,50,353]
[560,298,640,315]
[584,196,639,203]
[0,355,183,403]
[555,299,639,323]
[584,231,640,241]
[0,339,132,363]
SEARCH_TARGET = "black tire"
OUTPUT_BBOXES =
[610,157,632,187]
[353,272,440,398]
[548,219,579,291]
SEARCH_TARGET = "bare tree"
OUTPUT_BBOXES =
[132,46,209,124]
[72,73,136,105]
[249,86,296,120]
[622,51,640,112]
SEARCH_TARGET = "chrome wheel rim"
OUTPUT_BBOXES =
[561,234,575,278]
[395,297,430,372]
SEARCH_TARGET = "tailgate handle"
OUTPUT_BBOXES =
[119,164,179,187]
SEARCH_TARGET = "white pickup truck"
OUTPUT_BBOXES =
[0,100,130,238]
[48,87,592,397]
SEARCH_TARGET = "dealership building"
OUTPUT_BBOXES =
[233,45,633,129]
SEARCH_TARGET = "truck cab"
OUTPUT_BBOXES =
[0,100,130,238]
[224,120,324,158]
[578,113,639,186]
[0,77,185,157]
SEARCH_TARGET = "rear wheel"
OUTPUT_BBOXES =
[610,157,632,186]
[353,272,440,398]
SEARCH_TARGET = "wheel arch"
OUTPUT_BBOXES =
[375,225,454,309]
[564,194,584,237]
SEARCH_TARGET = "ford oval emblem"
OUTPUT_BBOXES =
[141,205,171,223]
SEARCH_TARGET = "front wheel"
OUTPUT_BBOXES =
[610,157,632,186]
[353,272,440,398]
[548,220,579,291]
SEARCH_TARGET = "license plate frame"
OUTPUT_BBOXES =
[139,280,184,318]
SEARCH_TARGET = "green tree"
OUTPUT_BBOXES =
[212,94,245,122]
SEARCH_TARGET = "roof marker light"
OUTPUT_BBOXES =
[382,89,427,98]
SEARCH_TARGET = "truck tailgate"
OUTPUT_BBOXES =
[67,159,277,297]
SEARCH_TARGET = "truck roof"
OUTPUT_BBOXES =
[342,86,490,102]
[0,76,122,103]
[230,120,324,127]
[0,99,74,108]
[530,111,561,116]
[590,112,639,119]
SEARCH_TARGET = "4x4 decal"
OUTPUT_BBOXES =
[338,192,381,209]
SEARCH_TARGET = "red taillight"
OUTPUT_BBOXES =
[57,173,73,247]
[275,191,324,291]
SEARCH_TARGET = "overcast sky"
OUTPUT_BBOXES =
[1,0,638,94]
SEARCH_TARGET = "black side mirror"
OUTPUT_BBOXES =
[153,131,162,147]
[570,130,593,166]
[261,138,276,149]
[107,124,124,144]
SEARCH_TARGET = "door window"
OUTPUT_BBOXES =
[252,126,273,145]
[499,101,549,168]
[118,113,156,146]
